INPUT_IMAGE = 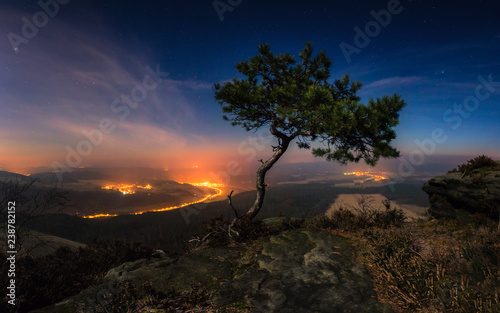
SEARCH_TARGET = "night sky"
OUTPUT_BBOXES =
[1,0,499,176]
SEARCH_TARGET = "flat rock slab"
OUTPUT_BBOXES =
[33,228,392,313]
[222,229,392,313]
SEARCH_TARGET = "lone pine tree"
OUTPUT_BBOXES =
[214,42,406,221]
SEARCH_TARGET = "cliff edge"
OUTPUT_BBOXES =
[422,159,500,218]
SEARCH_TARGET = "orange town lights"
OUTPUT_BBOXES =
[83,182,223,218]
[101,183,153,195]
[344,172,387,181]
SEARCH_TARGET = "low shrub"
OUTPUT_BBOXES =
[450,155,500,175]
[0,241,154,312]
[192,215,274,249]
[315,200,406,231]
[192,214,306,250]
[94,281,221,313]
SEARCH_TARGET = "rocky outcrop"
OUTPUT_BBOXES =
[422,167,500,218]
[32,225,393,313]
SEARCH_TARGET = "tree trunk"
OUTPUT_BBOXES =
[245,138,291,220]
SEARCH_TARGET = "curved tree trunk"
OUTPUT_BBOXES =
[245,137,291,220]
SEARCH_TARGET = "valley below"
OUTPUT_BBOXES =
[1,167,433,255]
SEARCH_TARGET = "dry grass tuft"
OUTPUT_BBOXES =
[315,213,500,313]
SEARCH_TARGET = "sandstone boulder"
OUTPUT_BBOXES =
[422,167,500,218]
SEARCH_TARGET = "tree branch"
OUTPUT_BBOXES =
[227,190,239,219]
[270,119,289,141]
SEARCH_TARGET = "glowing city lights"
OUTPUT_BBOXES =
[83,181,223,218]
[133,181,223,215]
[188,181,224,188]
[344,172,387,181]
[83,213,118,219]
[101,183,152,195]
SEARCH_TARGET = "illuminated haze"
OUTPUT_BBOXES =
[1,1,499,177]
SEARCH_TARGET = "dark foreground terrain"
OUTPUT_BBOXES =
[10,209,500,313]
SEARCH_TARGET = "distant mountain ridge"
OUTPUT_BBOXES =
[31,170,111,184]
[0,170,111,184]
[0,170,30,181]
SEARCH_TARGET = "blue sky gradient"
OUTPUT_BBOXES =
[1,0,499,175]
